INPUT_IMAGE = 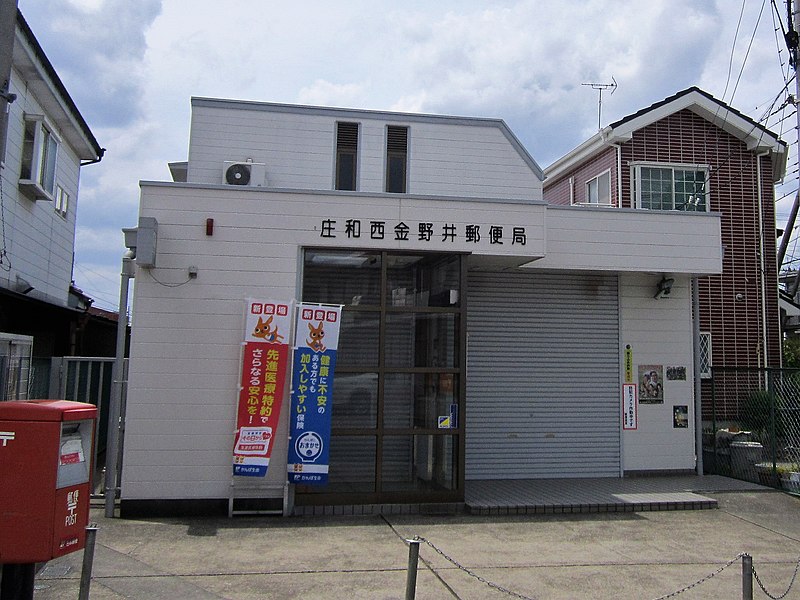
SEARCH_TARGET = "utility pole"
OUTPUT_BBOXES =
[0,0,20,167]
[779,0,800,298]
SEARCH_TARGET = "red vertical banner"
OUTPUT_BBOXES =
[233,299,292,477]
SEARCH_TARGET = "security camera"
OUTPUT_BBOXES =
[654,277,674,299]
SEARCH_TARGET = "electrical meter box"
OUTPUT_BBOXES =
[0,400,96,563]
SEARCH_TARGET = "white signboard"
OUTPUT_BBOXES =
[622,383,638,430]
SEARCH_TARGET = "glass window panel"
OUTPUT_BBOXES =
[384,373,458,429]
[336,151,356,191]
[386,154,406,193]
[20,120,35,180]
[332,372,377,428]
[385,313,458,368]
[303,250,381,305]
[381,434,457,492]
[322,435,376,494]
[337,310,379,368]
[387,254,460,307]
[41,128,57,194]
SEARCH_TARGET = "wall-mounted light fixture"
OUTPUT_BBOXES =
[14,275,33,295]
[654,277,674,299]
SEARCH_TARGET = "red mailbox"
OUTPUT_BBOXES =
[0,400,96,563]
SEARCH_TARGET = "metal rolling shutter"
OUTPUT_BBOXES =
[466,271,620,479]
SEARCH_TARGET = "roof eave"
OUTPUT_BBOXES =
[14,10,103,162]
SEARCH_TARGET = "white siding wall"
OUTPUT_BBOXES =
[525,205,722,275]
[619,273,696,471]
[0,65,81,306]
[125,182,714,499]
[187,102,542,201]
[122,183,548,500]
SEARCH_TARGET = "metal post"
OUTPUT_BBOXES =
[742,554,753,600]
[78,525,98,600]
[105,250,134,518]
[405,538,421,600]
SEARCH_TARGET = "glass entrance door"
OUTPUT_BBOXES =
[299,249,465,505]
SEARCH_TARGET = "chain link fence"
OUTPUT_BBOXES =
[704,367,800,492]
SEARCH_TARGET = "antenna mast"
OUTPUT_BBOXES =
[582,77,618,130]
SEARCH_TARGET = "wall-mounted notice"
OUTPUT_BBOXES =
[622,383,638,430]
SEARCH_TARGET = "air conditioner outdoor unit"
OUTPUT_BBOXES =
[222,160,266,187]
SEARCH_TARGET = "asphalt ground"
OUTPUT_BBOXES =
[28,490,800,600]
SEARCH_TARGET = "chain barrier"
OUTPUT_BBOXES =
[412,538,767,600]
[648,553,745,600]
[415,536,538,600]
[753,554,800,600]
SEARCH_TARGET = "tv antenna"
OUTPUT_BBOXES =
[582,77,617,130]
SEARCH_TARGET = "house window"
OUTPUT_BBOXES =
[699,331,712,379]
[19,115,58,199]
[585,171,611,205]
[634,165,708,211]
[386,125,408,193]
[335,122,359,191]
[54,186,69,218]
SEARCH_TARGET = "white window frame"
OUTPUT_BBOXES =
[632,162,710,212]
[19,113,59,201]
[54,185,69,218]
[699,331,712,379]
[583,170,612,206]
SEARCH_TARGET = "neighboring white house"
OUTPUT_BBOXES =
[0,11,104,394]
[121,98,722,516]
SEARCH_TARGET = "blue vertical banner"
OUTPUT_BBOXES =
[287,304,342,485]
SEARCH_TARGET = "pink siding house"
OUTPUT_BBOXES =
[543,87,787,421]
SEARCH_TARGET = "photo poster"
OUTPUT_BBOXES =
[638,364,664,404]
[673,405,689,428]
[232,299,292,477]
[287,304,343,486]
[622,383,638,430]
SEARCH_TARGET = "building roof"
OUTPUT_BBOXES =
[545,86,787,183]
[14,10,104,162]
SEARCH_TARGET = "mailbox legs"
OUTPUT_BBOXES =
[0,563,35,600]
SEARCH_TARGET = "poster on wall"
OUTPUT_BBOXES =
[624,345,634,383]
[673,405,689,428]
[287,303,343,486]
[622,383,638,430]
[638,365,664,404]
[666,366,687,381]
[233,299,292,477]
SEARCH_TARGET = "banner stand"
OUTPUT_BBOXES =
[228,299,294,518]
[228,480,290,517]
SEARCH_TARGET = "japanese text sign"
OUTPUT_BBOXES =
[287,303,342,486]
[233,299,292,477]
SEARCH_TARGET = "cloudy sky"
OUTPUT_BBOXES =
[17,0,799,311]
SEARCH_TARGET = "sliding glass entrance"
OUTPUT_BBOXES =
[298,249,466,505]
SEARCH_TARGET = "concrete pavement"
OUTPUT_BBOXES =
[31,490,800,599]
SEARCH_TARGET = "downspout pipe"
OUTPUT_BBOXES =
[756,153,770,368]
[693,278,704,476]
